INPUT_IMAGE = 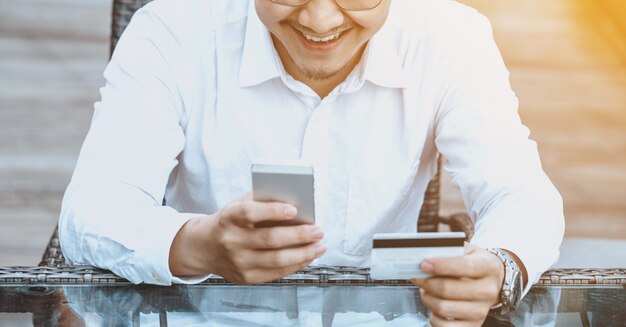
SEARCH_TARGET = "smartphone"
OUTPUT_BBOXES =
[251,159,315,227]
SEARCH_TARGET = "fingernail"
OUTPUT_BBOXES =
[421,261,434,274]
[284,206,297,218]
[315,243,326,256]
[310,227,324,240]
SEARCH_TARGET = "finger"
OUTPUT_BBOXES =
[248,224,324,249]
[429,313,477,327]
[421,250,500,279]
[235,259,314,284]
[416,277,500,302]
[411,277,426,286]
[463,242,475,255]
[236,191,253,201]
[252,242,326,269]
[421,291,489,322]
[268,257,315,280]
[222,200,297,226]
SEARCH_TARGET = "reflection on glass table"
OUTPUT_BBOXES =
[1,282,625,326]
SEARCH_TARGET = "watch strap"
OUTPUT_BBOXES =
[487,248,523,316]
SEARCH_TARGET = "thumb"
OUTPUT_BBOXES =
[237,191,253,202]
[464,242,480,255]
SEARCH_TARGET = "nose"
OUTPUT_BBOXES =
[297,0,345,34]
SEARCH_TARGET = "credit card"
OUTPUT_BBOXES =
[370,232,466,280]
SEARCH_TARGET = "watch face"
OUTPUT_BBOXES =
[487,248,524,315]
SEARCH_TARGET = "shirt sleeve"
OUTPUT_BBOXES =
[58,5,208,285]
[433,11,565,296]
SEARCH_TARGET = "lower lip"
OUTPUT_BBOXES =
[295,28,346,52]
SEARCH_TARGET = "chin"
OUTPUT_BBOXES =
[296,60,349,80]
[298,67,339,81]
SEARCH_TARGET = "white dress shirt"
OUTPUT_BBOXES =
[59,0,564,294]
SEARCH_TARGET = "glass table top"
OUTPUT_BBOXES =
[1,283,624,326]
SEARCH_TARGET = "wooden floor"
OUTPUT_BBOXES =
[0,0,625,266]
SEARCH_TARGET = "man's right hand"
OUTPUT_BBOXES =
[169,193,326,284]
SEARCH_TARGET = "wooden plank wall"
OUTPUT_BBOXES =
[445,0,626,239]
[0,0,111,265]
[586,0,626,65]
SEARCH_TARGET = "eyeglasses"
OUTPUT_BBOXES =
[270,0,383,11]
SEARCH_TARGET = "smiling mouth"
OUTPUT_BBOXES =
[302,31,342,43]
[294,26,350,46]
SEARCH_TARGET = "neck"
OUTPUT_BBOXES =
[295,66,353,99]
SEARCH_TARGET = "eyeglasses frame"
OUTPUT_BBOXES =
[269,0,383,12]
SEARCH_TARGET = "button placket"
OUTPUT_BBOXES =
[301,101,330,170]
[300,100,334,238]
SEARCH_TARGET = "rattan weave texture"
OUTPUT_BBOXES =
[4,266,626,285]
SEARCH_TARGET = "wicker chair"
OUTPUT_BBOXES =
[38,0,474,268]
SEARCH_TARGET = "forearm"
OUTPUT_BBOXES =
[59,180,200,284]
[169,215,217,277]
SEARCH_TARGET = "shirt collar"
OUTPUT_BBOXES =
[239,1,282,88]
[361,24,411,89]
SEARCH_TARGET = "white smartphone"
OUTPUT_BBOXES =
[251,159,315,227]
[370,232,466,280]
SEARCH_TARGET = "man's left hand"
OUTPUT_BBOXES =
[411,244,504,326]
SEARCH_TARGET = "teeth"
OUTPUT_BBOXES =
[303,32,341,43]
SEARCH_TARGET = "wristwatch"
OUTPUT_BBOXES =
[487,248,523,316]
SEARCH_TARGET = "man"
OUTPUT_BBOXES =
[59,0,564,325]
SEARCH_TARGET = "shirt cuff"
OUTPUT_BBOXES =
[171,274,212,284]
[469,185,564,300]
[111,210,202,285]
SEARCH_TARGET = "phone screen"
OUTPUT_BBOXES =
[252,161,315,227]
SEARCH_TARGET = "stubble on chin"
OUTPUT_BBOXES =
[298,65,343,81]
[289,55,355,81]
